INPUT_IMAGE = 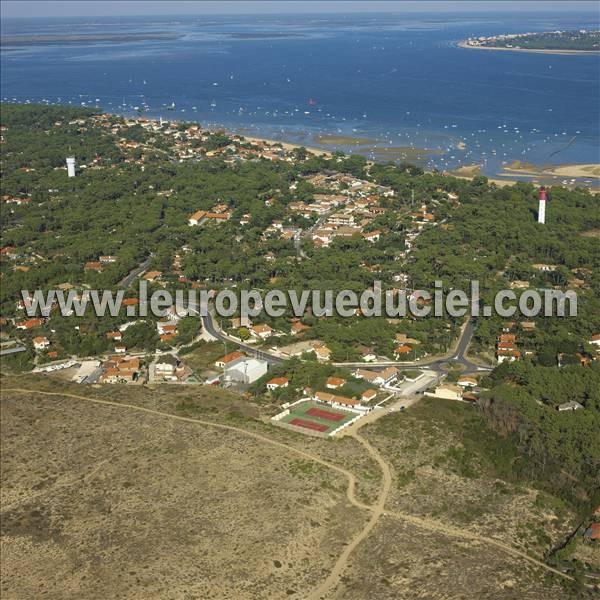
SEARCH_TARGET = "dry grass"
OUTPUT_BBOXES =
[0,376,584,599]
[1,384,365,599]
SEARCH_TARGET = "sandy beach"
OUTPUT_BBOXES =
[314,133,379,146]
[457,40,600,56]
[193,119,599,190]
[503,161,600,180]
[231,133,333,158]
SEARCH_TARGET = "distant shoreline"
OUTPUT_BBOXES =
[1,33,181,46]
[174,118,599,190]
[86,109,600,191]
[457,40,600,56]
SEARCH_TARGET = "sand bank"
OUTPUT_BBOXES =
[503,161,600,180]
[457,40,600,56]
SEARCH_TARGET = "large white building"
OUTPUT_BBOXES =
[225,358,268,384]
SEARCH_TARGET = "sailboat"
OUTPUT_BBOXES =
[167,101,176,111]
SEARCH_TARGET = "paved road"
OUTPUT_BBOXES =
[119,257,152,288]
[185,303,285,366]
[0,345,27,356]
[332,319,490,374]
[295,210,333,259]
[423,318,491,374]
[189,300,489,374]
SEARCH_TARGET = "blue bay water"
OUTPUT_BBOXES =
[1,12,599,181]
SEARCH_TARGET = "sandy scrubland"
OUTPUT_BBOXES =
[0,377,584,599]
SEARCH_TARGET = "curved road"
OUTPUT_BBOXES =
[119,257,152,289]
[199,308,489,373]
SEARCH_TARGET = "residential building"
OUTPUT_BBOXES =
[314,391,361,410]
[250,324,273,339]
[188,210,206,226]
[290,321,310,335]
[33,336,50,350]
[497,349,521,364]
[143,270,162,282]
[394,345,413,359]
[362,230,381,243]
[327,213,355,227]
[313,345,332,362]
[84,261,103,272]
[380,367,399,385]
[361,389,377,402]
[354,369,383,386]
[155,354,179,379]
[457,376,478,388]
[326,377,346,390]
[215,351,245,369]
[425,384,463,401]
[266,377,289,390]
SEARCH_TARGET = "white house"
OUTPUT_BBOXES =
[361,349,377,362]
[497,350,521,364]
[354,367,399,387]
[250,324,273,339]
[266,377,289,391]
[425,384,463,401]
[155,354,179,379]
[188,210,206,226]
[361,389,377,403]
[380,367,400,385]
[32,336,50,350]
[354,369,384,386]
[457,376,478,388]
[362,230,381,243]
[326,377,346,390]
[314,391,362,411]
[313,345,332,362]
[215,351,245,369]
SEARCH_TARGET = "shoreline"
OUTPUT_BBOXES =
[457,40,600,56]
[502,161,600,180]
[113,110,599,190]
[234,133,333,158]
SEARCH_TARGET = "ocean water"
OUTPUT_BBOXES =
[1,12,599,181]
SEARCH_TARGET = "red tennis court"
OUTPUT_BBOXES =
[289,418,329,432]
[306,407,345,422]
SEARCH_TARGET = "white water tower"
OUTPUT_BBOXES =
[66,156,76,178]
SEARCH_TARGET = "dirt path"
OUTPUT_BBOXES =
[0,388,372,514]
[305,432,393,600]
[383,509,574,582]
[1,388,577,595]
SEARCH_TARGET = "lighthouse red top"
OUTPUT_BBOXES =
[538,186,547,201]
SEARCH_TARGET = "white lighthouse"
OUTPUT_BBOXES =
[66,156,76,178]
[537,186,547,224]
